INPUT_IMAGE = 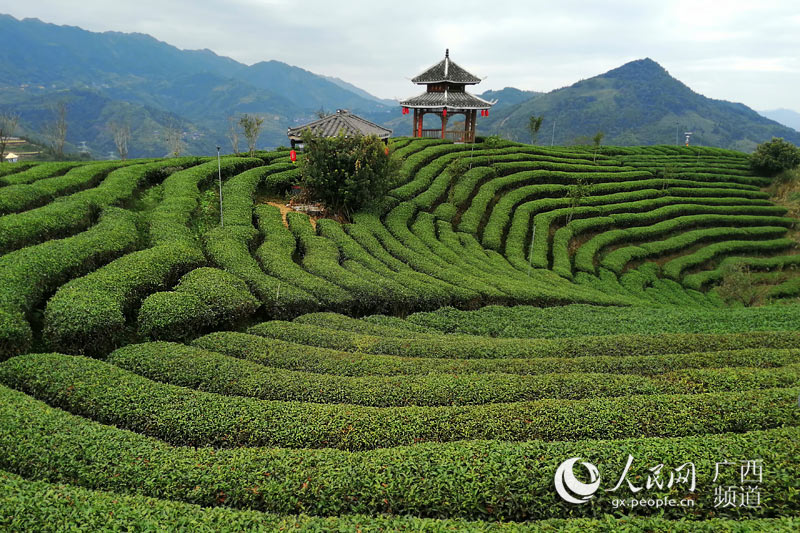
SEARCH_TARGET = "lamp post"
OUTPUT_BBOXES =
[216,146,223,227]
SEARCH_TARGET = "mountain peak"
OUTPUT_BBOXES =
[604,58,670,80]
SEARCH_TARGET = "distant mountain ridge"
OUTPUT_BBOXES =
[759,109,800,133]
[0,14,393,157]
[1,14,797,157]
[481,58,800,151]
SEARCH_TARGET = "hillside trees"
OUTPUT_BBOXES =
[751,137,800,176]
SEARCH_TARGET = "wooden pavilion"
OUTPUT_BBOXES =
[400,49,494,143]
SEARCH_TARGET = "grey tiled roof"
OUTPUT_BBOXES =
[400,90,493,109]
[287,110,392,140]
[411,50,482,84]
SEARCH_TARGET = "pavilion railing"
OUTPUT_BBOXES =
[419,129,470,142]
[420,129,442,138]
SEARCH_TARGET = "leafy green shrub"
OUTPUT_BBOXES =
[750,137,800,176]
[299,130,395,217]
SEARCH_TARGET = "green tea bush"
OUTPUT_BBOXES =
[0,383,797,521]
[194,332,800,377]
[0,207,139,358]
[138,267,259,341]
[43,243,205,356]
[1,353,797,450]
[0,160,134,214]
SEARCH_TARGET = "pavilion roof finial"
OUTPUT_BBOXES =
[445,48,449,58]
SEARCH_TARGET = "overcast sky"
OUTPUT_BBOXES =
[2,0,798,111]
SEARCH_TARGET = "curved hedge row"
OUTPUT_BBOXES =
[5,471,798,532]
[0,158,202,253]
[601,228,792,275]
[108,341,800,406]
[137,267,259,342]
[0,161,83,187]
[194,331,800,378]
[574,214,794,274]
[253,205,351,309]
[526,198,788,272]
[288,212,404,314]
[0,160,134,214]
[247,320,800,359]
[683,255,800,290]
[148,157,259,246]
[42,243,205,356]
[1,353,797,451]
[403,303,800,338]
[220,163,288,226]
[203,224,319,315]
[1,382,797,521]
[0,207,140,359]
[662,238,797,280]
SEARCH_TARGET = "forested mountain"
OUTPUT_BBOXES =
[481,59,800,151]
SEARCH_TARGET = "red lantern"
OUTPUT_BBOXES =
[385,146,390,156]
[442,108,447,117]
[289,149,297,163]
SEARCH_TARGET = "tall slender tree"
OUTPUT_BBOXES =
[0,111,19,163]
[240,114,264,156]
[227,116,241,155]
[109,120,131,160]
[46,102,68,159]
[164,119,185,157]
[528,115,544,145]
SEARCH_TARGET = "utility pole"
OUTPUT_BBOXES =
[551,118,557,146]
[217,146,224,227]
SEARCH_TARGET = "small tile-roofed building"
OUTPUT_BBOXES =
[2,152,19,163]
[400,49,495,143]
[287,109,392,149]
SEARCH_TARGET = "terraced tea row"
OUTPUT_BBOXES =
[2,304,799,524]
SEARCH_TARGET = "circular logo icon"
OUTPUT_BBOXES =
[554,457,601,504]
